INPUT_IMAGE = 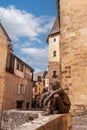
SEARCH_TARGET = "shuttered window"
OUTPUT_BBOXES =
[18,84,25,95]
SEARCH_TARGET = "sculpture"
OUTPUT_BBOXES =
[40,80,71,115]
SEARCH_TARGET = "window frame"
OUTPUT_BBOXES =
[16,59,24,72]
[18,84,25,95]
[54,38,56,42]
[52,71,57,78]
[53,50,57,57]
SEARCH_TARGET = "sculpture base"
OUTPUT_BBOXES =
[1,109,72,130]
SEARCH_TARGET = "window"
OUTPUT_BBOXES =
[52,71,57,78]
[54,38,56,42]
[53,51,56,57]
[30,71,33,81]
[16,100,24,109]
[26,102,29,109]
[6,53,14,73]
[9,54,15,72]
[16,60,24,72]
[43,80,45,86]
[37,76,41,81]
[18,84,25,95]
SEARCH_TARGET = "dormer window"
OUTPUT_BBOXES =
[53,51,56,57]
[16,60,24,72]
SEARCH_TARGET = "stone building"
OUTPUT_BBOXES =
[47,18,60,88]
[57,0,87,110]
[33,71,49,107]
[0,23,34,126]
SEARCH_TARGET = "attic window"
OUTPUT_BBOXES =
[54,38,56,42]
[16,60,24,72]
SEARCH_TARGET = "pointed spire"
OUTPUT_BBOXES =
[49,17,59,35]
[46,17,59,43]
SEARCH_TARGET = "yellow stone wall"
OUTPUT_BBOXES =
[0,26,8,126]
[59,0,87,107]
[3,71,33,110]
[0,24,33,128]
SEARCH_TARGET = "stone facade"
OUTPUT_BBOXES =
[0,24,9,126]
[48,61,60,85]
[33,71,49,107]
[57,0,87,109]
[48,35,60,62]
[0,23,34,128]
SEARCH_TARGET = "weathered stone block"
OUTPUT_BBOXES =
[1,110,72,130]
[17,113,72,130]
[1,110,43,130]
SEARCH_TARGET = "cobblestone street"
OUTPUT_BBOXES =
[73,126,87,130]
[72,114,87,130]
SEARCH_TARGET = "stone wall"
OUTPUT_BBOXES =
[49,34,60,62]
[1,110,72,130]
[48,62,60,86]
[59,0,87,108]
[1,110,42,130]
[3,72,32,110]
[0,25,9,127]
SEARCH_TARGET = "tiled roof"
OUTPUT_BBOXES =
[46,17,59,43]
[49,17,59,36]
[34,71,48,81]
[12,53,34,71]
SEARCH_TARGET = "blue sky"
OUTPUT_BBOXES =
[0,0,57,73]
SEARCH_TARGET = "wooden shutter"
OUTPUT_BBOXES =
[22,85,25,94]
[18,84,21,94]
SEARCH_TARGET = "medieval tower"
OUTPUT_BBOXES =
[57,0,87,108]
[47,18,60,88]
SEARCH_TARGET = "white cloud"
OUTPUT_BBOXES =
[0,5,55,72]
[0,5,55,42]
[30,37,41,43]
[21,47,48,68]
[21,47,48,62]
[34,68,47,73]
